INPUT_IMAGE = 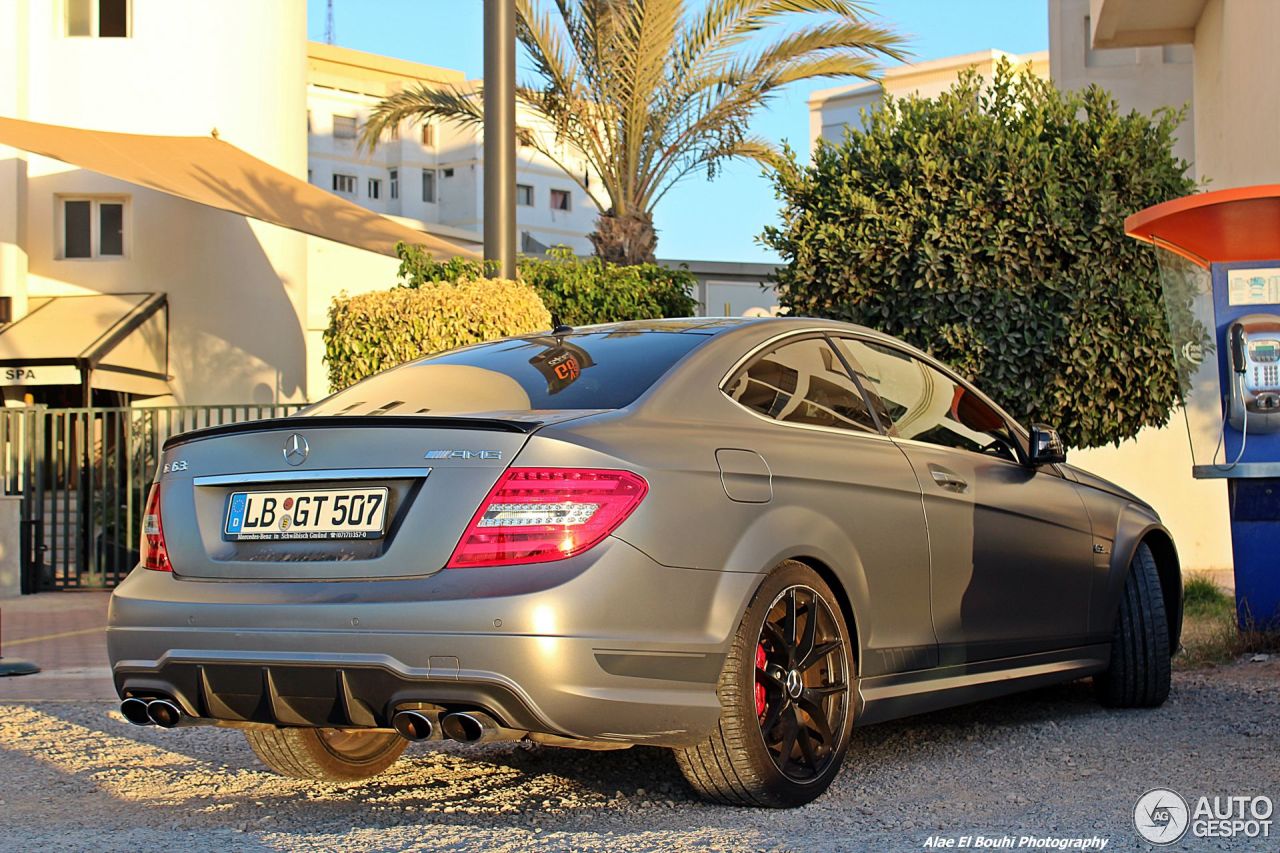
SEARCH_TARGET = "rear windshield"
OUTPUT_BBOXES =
[308,330,710,415]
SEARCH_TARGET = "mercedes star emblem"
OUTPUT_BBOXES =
[283,434,309,466]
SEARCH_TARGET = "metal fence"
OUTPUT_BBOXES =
[0,405,303,592]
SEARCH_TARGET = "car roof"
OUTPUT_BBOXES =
[565,316,897,342]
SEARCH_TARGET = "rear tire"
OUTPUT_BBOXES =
[1094,542,1171,708]
[675,560,855,808]
[245,727,406,781]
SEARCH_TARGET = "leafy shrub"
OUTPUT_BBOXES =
[323,278,551,390]
[396,244,698,326]
[1183,573,1232,618]
[763,60,1197,449]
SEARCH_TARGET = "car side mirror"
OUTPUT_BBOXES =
[1028,424,1067,466]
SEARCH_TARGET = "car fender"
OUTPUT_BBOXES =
[720,503,871,657]
[1098,507,1183,649]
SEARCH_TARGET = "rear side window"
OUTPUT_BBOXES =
[309,331,709,414]
[725,336,879,434]
[837,339,1019,461]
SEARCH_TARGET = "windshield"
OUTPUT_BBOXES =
[306,329,711,415]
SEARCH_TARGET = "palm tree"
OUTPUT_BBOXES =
[361,0,904,265]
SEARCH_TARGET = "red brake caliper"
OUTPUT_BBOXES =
[754,642,768,718]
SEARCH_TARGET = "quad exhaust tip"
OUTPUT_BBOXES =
[120,696,187,728]
[146,698,185,728]
[441,711,486,743]
[439,710,525,744]
[392,710,435,741]
[120,697,153,726]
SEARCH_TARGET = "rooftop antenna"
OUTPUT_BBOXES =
[325,0,335,44]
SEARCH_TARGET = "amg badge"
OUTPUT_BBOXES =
[425,449,503,460]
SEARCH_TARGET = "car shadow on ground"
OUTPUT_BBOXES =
[3,677,1116,837]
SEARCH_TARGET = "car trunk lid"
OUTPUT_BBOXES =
[155,414,594,581]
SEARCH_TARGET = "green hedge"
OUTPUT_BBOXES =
[396,244,698,326]
[323,278,551,391]
[762,61,1197,449]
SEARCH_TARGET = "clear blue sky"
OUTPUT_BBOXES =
[306,1,1048,263]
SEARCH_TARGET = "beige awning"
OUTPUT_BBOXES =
[0,116,477,259]
[0,292,171,398]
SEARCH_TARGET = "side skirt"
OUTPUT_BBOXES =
[854,644,1111,726]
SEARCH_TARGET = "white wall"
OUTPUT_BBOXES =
[1,0,312,404]
[304,235,402,402]
[1050,0,1196,170]
[1191,0,1280,188]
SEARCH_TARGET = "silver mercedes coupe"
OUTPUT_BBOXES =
[108,317,1181,807]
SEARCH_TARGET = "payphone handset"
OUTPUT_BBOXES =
[1227,313,1280,435]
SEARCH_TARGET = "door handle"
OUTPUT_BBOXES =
[929,466,968,492]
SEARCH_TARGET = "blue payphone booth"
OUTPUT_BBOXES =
[1127,186,1280,628]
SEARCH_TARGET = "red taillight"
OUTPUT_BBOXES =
[140,484,172,572]
[446,468,649,568]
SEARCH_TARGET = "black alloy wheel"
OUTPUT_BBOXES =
[754,585,850,781]
[675,560,856,807]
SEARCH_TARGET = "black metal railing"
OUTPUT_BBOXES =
[0,405,303,591]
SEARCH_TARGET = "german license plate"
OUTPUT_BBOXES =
[223,487,389,541]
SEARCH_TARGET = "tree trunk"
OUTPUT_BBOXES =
[589,209,658,265]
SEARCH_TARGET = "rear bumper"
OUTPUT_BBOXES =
[107,538,760,747]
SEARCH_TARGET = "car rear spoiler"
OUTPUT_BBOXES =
[162,414,541,451]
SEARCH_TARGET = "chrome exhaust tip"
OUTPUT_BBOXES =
[145,698,184,728]
[441,710,528,744]
[120,697,153,726]
[392,710,435,741]
[441,711,487,743]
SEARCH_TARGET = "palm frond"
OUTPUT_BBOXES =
[362,0,907,251]
[359,85,482,153]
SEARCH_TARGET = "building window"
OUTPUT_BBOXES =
[422,169,436,203]
[421,124,435,147]
[332,114,358,140]
[367,178,381,200]
[389,169,399,200]
[516,184,534,206]
[60,196,127,259]
[65,0,129,37]
[550,189,571,211]
[442,167,455,178]
[332,173,356,195]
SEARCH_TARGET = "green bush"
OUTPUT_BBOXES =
[323,278,551,391]
[762,61,1197,449]
[396,244,698,326]
[1183,573,1232,618]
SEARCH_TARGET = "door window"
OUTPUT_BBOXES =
[725,337,879,434]
[837,339,1019,460]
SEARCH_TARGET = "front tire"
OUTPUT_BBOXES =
[1094,542,1172,708]
[246,727,406,781]
[675,560,855,807]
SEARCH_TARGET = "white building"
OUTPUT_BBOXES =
[0,1,483,407]
[808,49,1051,147]
[306,43,603,256]
[1049,0,1195,169]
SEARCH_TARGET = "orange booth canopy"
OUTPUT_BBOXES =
[1125,185,1280,268]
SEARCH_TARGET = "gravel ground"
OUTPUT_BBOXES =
[0,661,1275,852]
